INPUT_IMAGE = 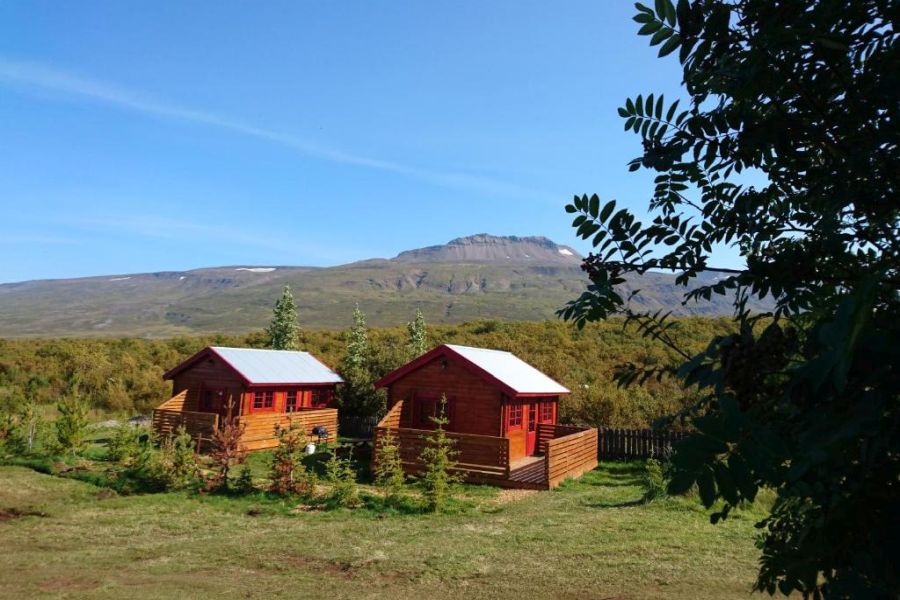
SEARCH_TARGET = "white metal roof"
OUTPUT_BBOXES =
[445,344,570,395]
[210,347,343,385]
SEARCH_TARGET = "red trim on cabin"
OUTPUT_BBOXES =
[507,398,523,429]
[374,345,569,398]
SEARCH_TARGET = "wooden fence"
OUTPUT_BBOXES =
[545,426,598,488]
[151,408,219,441]
[597,427,687,461]
[236,408,339,451]
[338,414,379,438]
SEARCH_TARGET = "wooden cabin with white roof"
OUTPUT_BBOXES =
[152,346,341,451]
[373,344,597,489]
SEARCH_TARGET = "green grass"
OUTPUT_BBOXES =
[0,460,768,599]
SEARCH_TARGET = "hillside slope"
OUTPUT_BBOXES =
[0,234,759,337]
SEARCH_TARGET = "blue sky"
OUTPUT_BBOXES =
[0,1,742,283]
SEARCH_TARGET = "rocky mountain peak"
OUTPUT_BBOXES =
[392,234,582,264]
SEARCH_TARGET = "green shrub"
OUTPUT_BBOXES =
[55,392,90,454]
[129,426,199,492]
[642,458,668,502]
[107,423,144,464]
[0,399,44,456]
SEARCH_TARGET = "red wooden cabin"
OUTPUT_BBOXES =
[152,346,341,450]
[373,344,597,489]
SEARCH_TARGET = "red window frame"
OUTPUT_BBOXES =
[507,399,523,429]
[251,390,275,412]
[285,390,298,413]
[540,401,554,423]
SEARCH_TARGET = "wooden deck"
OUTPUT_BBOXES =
[373,401,598,490]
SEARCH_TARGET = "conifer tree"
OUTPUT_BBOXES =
[269,422,314,497]
[266,285,300,351]
[345,303,369,370]
[373,427,406,504]
[324,445,359,508]
[406,308,428,360]
[205,399,247,492]
[418,396,462,513]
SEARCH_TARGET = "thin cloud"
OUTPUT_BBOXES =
[0,234,79,245]
[68,214,359,262]
[0,58,549,201]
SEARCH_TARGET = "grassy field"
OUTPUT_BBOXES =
[0,458,768,600]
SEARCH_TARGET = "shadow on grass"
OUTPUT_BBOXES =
[580,496,646,509]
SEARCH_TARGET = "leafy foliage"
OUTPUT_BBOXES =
[0,318,735,428]
[0,396,44,456]
[54,384,90,454]
[152,426,201,491]
[561,1,898,597]
[107,423,145,464]
[418,397,463,513]
[266,285,301,351]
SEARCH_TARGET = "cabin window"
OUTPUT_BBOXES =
[414,394,440,427]
[541,401,554,423]
[311,388,331,409]
[286,391,298,413]
[508,400,523,429]
[252,390,275,411]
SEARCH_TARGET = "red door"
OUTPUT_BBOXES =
[526,401,538,455]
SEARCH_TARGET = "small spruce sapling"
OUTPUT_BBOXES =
[233,465,255,495]
[418,396,462,513]
[270,422,315,497]
[324,445,359,508]
[373,427,406,505]
[205,399,247,493]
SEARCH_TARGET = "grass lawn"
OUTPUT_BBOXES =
[0,459,767,600]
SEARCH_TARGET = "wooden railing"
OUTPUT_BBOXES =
[598,427,687,461]
[536,423,589,455]
[374,410,511,483]
[236,408,339,451]
[152,408,219,441]
[377,400,403,429]
[543,425,599,488]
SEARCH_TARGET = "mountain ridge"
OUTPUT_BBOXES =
[0,234,758,338]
